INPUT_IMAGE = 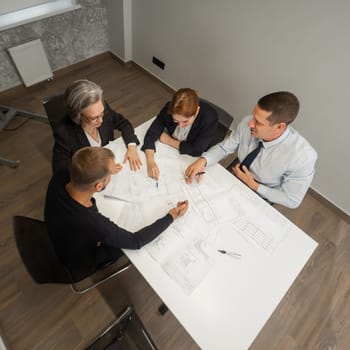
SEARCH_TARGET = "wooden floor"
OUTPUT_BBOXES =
[0,53,349,350]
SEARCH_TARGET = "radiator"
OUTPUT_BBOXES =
[8,39,53,87]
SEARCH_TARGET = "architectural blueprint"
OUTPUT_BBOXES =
[101,139,292,294]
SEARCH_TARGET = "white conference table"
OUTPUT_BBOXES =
[95,119,317,350]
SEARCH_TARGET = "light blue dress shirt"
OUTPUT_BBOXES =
[203,115,317,208]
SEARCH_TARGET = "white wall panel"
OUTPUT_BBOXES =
[130,0,350,214]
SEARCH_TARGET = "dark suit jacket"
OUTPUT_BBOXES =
[52,101,139,173]
[141,101,218,156]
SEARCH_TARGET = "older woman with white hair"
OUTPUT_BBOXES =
[52,79,142,173]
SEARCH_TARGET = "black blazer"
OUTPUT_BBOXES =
[44,169,173,277]
[52,101,139,173]
[141,101,218,156]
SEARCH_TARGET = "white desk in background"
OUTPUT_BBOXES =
[95,119,318,350]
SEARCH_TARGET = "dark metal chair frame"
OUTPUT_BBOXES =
[0,105,48,168]
[86,305,157,350]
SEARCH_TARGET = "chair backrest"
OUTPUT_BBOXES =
[13,216,71,284]
[13,216,131,295]
[42,93,66,130]
[199,97,234,146]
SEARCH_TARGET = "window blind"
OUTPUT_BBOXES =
[0,0,80,31]
[0,1,53,15]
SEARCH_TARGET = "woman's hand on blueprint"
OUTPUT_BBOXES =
[185,157,206,184]
[145,149,160,180]
[169,200,189,220]
[123,145,142,171]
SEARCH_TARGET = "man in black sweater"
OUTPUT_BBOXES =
[44,146,189,278]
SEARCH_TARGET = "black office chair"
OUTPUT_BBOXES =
[13,216,131,294]
[42,93,66,130]
[199,97,234,146]
[14,216,158,349]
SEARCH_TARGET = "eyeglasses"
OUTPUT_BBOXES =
[81,110,104,123]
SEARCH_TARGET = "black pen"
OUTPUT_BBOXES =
[218,249,241,259]
[184,171,205,180]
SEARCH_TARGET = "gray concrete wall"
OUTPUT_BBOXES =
[0,0,109,91]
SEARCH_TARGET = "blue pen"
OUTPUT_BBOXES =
[156,181,159,188]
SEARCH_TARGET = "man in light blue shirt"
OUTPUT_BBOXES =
[185,91,317,208]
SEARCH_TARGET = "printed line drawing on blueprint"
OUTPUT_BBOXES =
[223,191,290,255]
[163,237,214,295]
[146,218,216,295]
[183,183,218,225]
[104,147,187,202]
[104,169,181,202]
[146,222,186,264]
[118,197,179,232]
[235,214,290,255]
[206,185,291,255]
[117,202,147,232]
[235,216,274,252]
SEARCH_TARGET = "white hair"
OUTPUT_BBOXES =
[64,79,103,124]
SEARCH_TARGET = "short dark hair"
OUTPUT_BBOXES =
[258,91,299,125]
[69,147,114,190]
